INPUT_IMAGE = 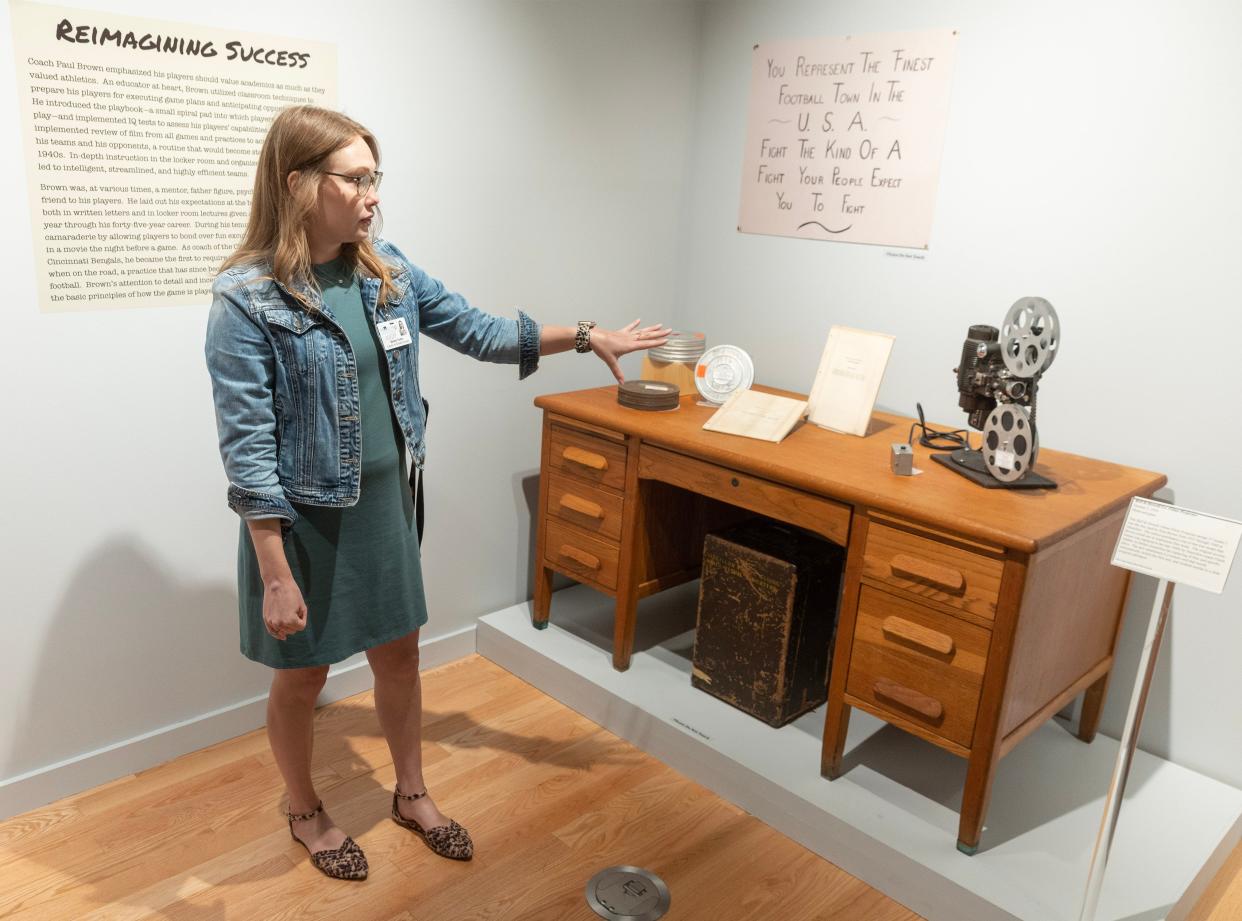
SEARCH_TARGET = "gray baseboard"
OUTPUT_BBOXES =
[0,624,476,822]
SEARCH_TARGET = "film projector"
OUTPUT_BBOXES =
[931,297,1061,489]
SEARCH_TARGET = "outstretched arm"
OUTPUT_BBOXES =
[540,319,670,383]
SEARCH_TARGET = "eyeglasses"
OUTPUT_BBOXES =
[323,170,383,197]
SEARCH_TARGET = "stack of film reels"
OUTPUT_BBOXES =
[617,380,681,411]
[620,341,756,411]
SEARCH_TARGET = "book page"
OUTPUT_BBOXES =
[702,390,808,443]
[807,326,894,436]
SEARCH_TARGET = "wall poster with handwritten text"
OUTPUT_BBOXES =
[739,30,958,250]
[10,1,336,312]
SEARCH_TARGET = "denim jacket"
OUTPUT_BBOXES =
[204,238,541,530]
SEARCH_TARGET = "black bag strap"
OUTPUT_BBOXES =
[409,398,429,545]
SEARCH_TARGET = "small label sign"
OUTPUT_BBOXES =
[1111,497,1241,594]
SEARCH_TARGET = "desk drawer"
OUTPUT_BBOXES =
[862,520,1004,621]
[638,445,850,546]
[549,426,628,492]
[546,472,624,541]
[544,519,620,590]
[846,585,990,749]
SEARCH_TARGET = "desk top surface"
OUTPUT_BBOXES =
[535,386,1167,555]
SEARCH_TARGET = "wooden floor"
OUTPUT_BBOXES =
[1,653,1236,921]
[1187,837,1242,921]
[0,655,922,921]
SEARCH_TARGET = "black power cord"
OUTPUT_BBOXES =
[907,402,972,452]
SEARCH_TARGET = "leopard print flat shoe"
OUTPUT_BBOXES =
[287,800,368,880]
[391,786,473,860]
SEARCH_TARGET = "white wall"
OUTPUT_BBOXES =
[0,0,701,800]
[675,1,1242,787]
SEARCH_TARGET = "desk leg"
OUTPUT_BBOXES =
[532,564,553,629]
[958,746,1000,855]
[821,515,867,780]
[958,556,1026,855]
[1077,671,1111,743]
[821,702,852,779]
[1078,568,1133,743]
[612,584,639,671]
[531,413,554,631]
[610,436,644,671]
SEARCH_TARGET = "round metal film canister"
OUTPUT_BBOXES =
[694,344,754,404]
[585,866,671,921]
[648,331,706,363]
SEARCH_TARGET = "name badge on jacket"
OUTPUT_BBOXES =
[377,317,413,349]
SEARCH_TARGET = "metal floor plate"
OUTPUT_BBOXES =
[585,866,671,920]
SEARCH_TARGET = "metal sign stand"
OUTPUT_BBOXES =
[1078,579,1175,921]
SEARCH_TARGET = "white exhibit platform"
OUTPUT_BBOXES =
[477,583,1242,921]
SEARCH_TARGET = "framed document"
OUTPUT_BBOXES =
[806,326,895,436]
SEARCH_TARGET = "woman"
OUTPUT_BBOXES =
[205,105,667,881]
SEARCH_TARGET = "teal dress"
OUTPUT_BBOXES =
[237,256,429,668]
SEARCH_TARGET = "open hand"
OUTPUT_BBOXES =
[590,320,671,383]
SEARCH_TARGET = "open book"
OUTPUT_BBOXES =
[702,389,808,443]
[806,326,895,436]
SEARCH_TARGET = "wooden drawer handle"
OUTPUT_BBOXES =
[889,553,965,594]
[881,616,955,657]
[562,446,608,472]
[873,679,944,721]
[558,544,601,571]
[558,494,604,520]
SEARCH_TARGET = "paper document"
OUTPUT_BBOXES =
[1111,497,1241,594]
[702,389,808,443]
[807,326,895,436]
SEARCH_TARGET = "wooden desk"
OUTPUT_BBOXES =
[530,385,1166,853]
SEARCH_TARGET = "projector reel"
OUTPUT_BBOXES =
[1000,297,1060,377]
[983,403,1037,482]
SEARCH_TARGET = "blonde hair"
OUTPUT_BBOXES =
[221,105,397,310]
